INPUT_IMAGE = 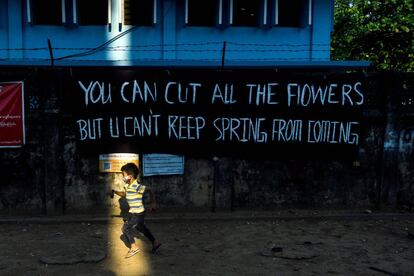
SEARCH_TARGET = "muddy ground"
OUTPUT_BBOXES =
[0,212,413,276]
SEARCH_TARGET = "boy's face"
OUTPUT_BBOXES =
[122,172,133,184]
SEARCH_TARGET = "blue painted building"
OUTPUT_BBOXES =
[0,0,368,68]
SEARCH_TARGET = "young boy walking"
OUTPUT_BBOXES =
[110,162,161,258]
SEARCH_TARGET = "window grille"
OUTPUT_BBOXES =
[31,0,63,25]
[77,0,108,25]
[230,0,260,26]
[185,0,219,26]
[123,0,156,26]
[276,0,311,27]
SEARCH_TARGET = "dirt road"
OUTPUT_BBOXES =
[0,212,413,276]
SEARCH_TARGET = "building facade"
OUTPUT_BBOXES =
[1,0,368,68]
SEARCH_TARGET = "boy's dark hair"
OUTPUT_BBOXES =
[121,163,139,178]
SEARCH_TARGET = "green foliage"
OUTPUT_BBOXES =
[331,0,414,72]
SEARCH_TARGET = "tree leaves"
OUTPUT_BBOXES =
[331,0,414,72]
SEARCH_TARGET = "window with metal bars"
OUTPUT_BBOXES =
[231,0,260,26]
[186,0,218,26]
[32,0,63,25]
[123,0,155,26]
[77,0,108,25]
[277,0,310,27]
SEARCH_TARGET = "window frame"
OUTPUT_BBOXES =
[61,0,66,24]
[75,0,110,26]
[26,0,66,25]
[121,0,158,26]
[26,0,32,23]
[184,0,222,26]
[229,0,262,27]
[274,0,312,27]
[72,0,77,24]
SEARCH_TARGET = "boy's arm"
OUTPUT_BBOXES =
[110,189,126,198]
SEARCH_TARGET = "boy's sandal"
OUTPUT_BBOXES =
[125,248,140,258]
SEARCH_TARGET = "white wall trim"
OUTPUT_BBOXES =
[73,0,77,24]
[274,0,278,25]
[118,0,125,24]
[108,0,113,25]
[26,0,32,23]
[229,0,233,24]
[61,0,66,23]
[184,0,189,24]
[153,0,157,24]
[218,0,223,25]
[308,0,312,25]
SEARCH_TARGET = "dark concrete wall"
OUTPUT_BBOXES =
[0,70,413,215]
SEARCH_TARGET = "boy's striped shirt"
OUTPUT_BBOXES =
[124,180,146,213]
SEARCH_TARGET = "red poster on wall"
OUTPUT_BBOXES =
[0,82,25,148]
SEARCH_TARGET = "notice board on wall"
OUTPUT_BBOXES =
[0,82,25,148]
[99,153,139,173]
[143,154,184,176]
